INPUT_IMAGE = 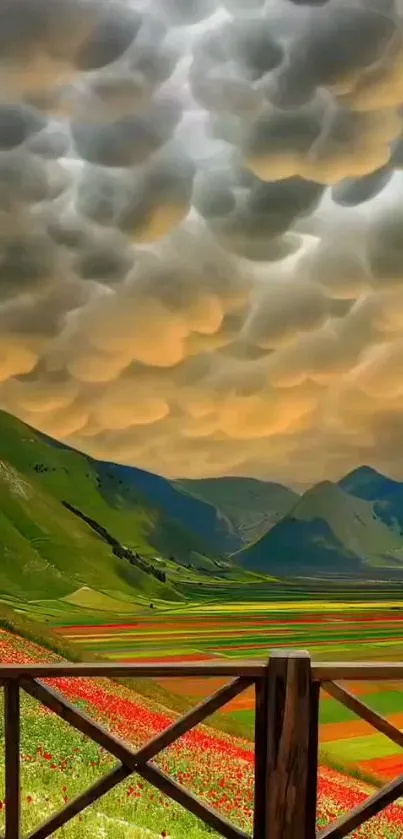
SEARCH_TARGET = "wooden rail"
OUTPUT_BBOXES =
[2,651,403,839]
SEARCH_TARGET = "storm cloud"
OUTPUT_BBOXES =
[2,0,403,486]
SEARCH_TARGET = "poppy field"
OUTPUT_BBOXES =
[55,603,403,784]
[0,629,403,839]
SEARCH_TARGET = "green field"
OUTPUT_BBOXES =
[48,593,403,784]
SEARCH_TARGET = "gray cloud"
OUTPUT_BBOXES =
[368,206,403,283]
[2,0,403,485]
[26,122,71,159]
[0,229,57,301]
[195,169,324,259]
[269,1,397,107]
[222,0,265,13]
[155,0,218,26]
[331,166,393,205]
[74,234,134,284]
[74,3,142,71]
[0,152,59,209]
[72,93,182,167]
[0,104,45,150]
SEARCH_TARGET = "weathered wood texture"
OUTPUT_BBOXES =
[2,659,403,680]
[5,680,20,839]
[0,662,263,678]
[253,672,269,839]
[313,662,403,680]
[3,659,403,681]
[266,651,318,839]
[306,680,320,839]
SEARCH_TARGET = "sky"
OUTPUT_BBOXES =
[2,0,403,487]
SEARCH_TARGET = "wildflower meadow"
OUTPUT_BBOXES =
[0,631,402,838]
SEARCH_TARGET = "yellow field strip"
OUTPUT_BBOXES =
[181,601,403,612]
[61,627,293,641]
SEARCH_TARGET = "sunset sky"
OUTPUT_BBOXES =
[1,0,403,487]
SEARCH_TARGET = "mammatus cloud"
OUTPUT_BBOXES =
[3,0,403,486]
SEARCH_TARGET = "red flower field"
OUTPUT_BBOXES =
[0,629,403,837]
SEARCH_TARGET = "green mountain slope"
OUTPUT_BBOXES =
[0,409,249,605]
[178,476,298,545]
[95,461,240,554]
[236,480,403,577]
[339,466,403,533]
[0,459,177,602]
[0,409,233,564]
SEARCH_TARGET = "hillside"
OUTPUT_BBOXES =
[236,480,403,577]
[0,456,178,603]
[340,466,403,532]
[6,405,403,602]
[0,409,247,608]
[97,461,240,554]
[178,476,298,544]
[0,409,243,558]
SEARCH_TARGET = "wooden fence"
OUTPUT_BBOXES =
[3,651,403,839]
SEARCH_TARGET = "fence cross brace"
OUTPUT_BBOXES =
[13,675,253,839]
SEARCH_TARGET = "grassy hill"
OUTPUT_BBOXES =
[6,404,403,610]
[340,466,403,533]
[0,452,180,603]
[178,476,298,545]
[236,480,403,577]
[0,409,240,558]
[0,409,249,609]
[96,461,240,554]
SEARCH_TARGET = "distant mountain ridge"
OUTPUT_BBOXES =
[177,476,298,545]
[339,465,403,532]
[3,406,403,590]
[98,462,241,554]
[39,428,301,552]
[236,476,403,578]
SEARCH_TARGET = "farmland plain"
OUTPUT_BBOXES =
[50,580,403,786]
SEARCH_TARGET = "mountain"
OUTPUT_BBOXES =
[0,454,179,604]
[6,403,403,604]
[236,480,403,577]
[0,409,244,605]
[339,466,403,532]
[97,463,240,554]
[177,476,298,545]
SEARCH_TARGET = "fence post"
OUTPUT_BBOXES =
[253,668,269,838]
[264,650,319,839]
[5,680,21,839]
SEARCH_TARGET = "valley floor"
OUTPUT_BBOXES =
[53,597,403,779]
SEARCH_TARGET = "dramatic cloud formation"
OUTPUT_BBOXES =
[3,0,403,486]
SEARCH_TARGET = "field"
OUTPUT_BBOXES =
[1,629,403,839]
[54,598,403,784]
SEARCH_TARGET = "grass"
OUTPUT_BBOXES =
[322,734,402,762]
[0,455,178,605]
[320,692,403,725]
